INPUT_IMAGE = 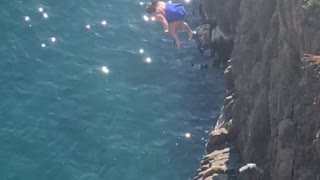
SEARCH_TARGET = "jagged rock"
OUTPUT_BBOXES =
[211,27,234,68]
[193,144,240,180]
[238,163,264,180]
[195,24,211,53]
[224,65,234,91]
[201,166,226,179]
[314,130,320,159]
[223,96,234,121]
[195,17,234,69]
[206,128,229,153]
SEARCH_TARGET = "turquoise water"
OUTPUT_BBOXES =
[0,0,224,179]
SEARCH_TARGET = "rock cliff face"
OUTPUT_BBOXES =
[193,0,320,179]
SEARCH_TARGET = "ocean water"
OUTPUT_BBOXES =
[0,0,225,180]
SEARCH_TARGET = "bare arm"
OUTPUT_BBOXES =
[155,14,169,33]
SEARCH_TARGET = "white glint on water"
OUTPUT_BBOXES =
[143,15,149,22]
[145,57,152,63]
[101,66,109,74]
[139,49,144,54]
[38,7,44,12]
[43,13,48,19]
[139,2,144,5]
[25,16,30,21]
[184,0,191,3]
[168,1,172,3]
[101,20,107,26]
[86,24,91,29]
[41,43,46,48]
[151,16,156,21]
[50,37,56,42]
[185,133,191,139]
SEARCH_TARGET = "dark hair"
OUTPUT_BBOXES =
[146,0,158,14]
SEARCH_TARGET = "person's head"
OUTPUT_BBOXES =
[146,1,158,14]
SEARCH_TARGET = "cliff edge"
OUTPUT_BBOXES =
[193,0,320,179]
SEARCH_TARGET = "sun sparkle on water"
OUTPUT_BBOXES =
[145,57,152,63]
[43,13,48,19]
[185,133,191,139]
[143,15,149,22]
[101,20,107,26]
[101,66,109,74]
[50,37,56,42]
[24,16,30,21]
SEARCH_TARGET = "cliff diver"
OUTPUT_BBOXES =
[145,0,193,49]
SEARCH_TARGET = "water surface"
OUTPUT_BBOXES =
[0,0,225,179]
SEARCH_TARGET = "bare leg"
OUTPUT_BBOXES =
[180,21,193,40]
[170,22,181,49]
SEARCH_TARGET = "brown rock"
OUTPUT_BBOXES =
[206,128,229,154]
[193,144,240,180]
[202,166,226,179]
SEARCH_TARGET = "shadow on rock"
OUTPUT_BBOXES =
[194,17,234,69]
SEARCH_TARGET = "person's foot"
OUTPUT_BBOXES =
[176,41,181,49]
[188,31,194,41]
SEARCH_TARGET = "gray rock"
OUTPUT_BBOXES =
[211,174,228,180]
[224,65,235,91]
[194,0,320,179]
[314,130,320,159]
[195,24,211,52]
[278,119,296,146]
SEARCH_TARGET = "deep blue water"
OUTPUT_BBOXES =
[0,0,224,179]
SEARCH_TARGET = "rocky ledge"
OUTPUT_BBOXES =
[193,128,240,180]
